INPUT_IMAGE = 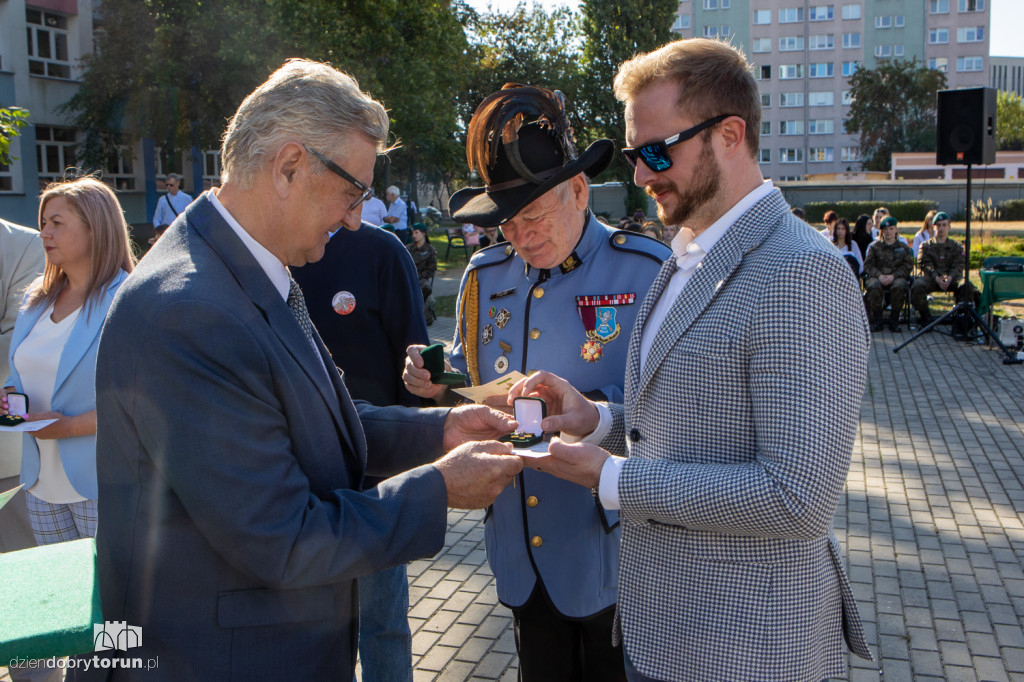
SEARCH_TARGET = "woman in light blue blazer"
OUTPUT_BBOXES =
[2,176,134,544]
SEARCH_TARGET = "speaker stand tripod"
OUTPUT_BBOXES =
[894,163,1023,364]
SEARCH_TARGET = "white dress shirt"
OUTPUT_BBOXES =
[590,180,776,510]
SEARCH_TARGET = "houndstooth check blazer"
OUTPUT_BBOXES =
[599,189,875,681]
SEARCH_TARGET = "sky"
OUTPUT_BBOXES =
[464,0,1024,58]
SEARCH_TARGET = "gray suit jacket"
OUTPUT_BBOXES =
[601,189,873,681]
[90,194,450,680]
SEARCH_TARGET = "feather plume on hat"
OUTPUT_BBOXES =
[466,83,579,187]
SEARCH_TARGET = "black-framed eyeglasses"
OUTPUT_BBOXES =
[303,145,373,211]
[620,114,732,172]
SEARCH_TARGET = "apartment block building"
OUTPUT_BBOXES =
[672,0,991,180]
[990,56,1024,98]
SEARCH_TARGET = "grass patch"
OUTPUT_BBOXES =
[435,294,457,318]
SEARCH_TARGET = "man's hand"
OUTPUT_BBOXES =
[523,437,609,490]
[404,345,447,400]
[434,440,523,509]
[938,275,952,291]
[507,370,599,438]
[442,404,517,451]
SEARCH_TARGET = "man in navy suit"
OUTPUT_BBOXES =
[89,59,522,680]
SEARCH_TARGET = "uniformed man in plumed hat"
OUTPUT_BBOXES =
[405,84,670,680]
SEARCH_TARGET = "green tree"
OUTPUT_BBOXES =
[578,0,680,215]
[845,58,947,172]
[996,90,1024,151]
[0,106,30,166]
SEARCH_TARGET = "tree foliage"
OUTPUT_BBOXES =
[578,0,680,214]
[996,90,1024,151]
[845,58,947,172]
[0,107,30,166]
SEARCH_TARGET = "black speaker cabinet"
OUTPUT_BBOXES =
[936,87,997,166]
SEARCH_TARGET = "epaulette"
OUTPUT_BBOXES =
[466,241,516,272]
[608,230,672,264]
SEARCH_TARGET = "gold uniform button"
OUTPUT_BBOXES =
[526,496,539,507]
[614,234,627,245]
[531,536,543,547]
[529,328,541,340]
[533,287,545,299]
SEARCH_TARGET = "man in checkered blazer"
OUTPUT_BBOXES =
[509,38,875,681]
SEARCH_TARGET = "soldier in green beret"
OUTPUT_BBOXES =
[910,212,978,326]
[864,216,913,331]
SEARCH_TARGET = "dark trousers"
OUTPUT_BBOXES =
[512,582,625,682]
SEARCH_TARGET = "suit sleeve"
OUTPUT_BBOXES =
[617,250,869,539]
[102,297,447,589]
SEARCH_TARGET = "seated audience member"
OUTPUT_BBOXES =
[864,216,913,332]
[624,221,643,233]
[461,222,481,248]
[632,207,646,222]
[851,214,873,260]
[662,223,679,245]
[407,224,438,325]
[833,217,863,277]
[479,226,503,248]
[871,207,888,240]
[641,220,663,242]
[820,210,839,240]
[909,211,979,326]
[791,206,806,221]
[149,224,170,247]
[911,210,937,259]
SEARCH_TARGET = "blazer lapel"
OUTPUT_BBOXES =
[52,270,129,395]
[636,190,789,393]
[187,195,354,453]
[625,257,676,403]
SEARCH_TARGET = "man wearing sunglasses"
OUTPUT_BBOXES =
[88,59,525,680]
[404,84,669,681]
[504,39,874,681]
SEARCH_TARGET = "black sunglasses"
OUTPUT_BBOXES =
[303,145,373,211]
[621,114,732,172]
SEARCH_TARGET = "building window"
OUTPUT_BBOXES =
[752,37,772,53]
[841,90,853,105]
[958,0,983,10]
[780,148,804,163]
[841,146,860,161]
[757,65,772,80]
[957,27,985,42]
[703,0,718,8]
[759,149,771,163]
[102,146,137,191]
[672,13,691,30]
[26,9,72,79]
[875,15,892,28]
[809,147,834,162]
[809,5,834,21]
[842,32,861,48]
[761,121,772,136]
[779,7,804,23]
[810,34,835,50]
[35,126,77,185]
[894,44,904,57]
[895,15,905,27]
[842,60,859,76]
[809,119,834,134]
[0,162,13,192]
[841,3,861,19]
[957,56,984,72]
[780,36,804,51]
[809,62,834,78]
[704,26,719,37]
[930,0,949,13]
[929,57,949,72]
[753,9,772,24]
[780,92,804,107]
[874,45,892,57]
[204,150,222,185]
[810,91,835,106]
[779,64,804,79]
[780,120,805,135]
[761,93,772,108]
[929,28,949,44]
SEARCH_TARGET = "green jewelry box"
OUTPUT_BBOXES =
[0,538,103,662]
[420,343,467,386]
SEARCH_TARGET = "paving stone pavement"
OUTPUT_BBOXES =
[4,322,1022,682]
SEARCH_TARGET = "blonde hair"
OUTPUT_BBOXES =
[614,38,762,158]
[221,59,393,190]
[27,177,136,317]
[919,209,938,236]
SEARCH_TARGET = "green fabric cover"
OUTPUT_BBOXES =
[0,538,102,662]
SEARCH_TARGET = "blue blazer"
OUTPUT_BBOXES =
[7,269,129,500]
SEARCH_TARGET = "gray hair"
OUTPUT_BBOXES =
[386,185,401,197]
[165,173,181,183]
[221,59,393,189]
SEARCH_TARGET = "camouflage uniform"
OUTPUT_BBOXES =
[863,237,913,329]
[910,237,978,323]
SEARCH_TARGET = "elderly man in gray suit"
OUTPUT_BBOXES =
[89,59,522,681]
[509,38,874,681]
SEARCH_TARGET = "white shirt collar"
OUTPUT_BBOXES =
[669,179,774,268]
[209,189,291,302]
